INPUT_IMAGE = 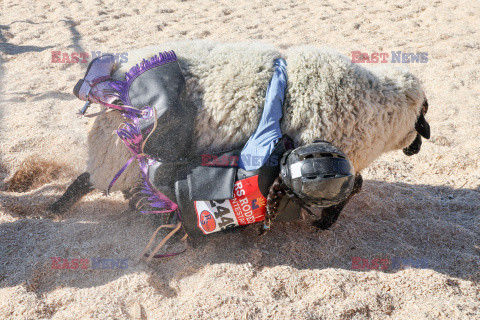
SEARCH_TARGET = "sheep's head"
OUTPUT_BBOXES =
[403,98,430,156]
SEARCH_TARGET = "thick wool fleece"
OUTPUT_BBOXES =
[87,40,426,191]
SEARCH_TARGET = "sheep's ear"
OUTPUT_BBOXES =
[415,114,430,139]
[422,99,429,115]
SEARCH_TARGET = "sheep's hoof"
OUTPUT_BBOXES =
[47,172,93,215]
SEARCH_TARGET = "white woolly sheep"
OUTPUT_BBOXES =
[49,39,430,229]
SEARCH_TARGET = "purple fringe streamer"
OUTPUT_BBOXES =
[109,110,178,215]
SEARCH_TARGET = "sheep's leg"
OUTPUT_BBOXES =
[313,174,363,230]
[47,172,93,214]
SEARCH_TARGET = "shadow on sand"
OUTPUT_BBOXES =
[0,179,478,296]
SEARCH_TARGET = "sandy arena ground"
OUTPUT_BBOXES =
[0,0,479,319]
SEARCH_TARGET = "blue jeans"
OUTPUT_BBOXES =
[238,58,288,171]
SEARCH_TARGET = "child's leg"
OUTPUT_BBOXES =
[238,58,288,170]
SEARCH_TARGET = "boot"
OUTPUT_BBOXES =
[73,54,116,111]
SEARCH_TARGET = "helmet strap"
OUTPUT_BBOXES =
[284,188,315,216]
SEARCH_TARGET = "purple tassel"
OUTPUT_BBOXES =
[108,107,178,215]
[106,155,138,195]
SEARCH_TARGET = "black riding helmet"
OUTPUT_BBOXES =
[280,140,355,207]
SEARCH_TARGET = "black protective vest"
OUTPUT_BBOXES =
[174,135,301,238]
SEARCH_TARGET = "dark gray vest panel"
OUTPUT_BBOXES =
[128,61,196,162]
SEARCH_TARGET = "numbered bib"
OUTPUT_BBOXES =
[194,175,267,234]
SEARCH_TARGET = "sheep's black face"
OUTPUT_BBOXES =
[403,99,430,156]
